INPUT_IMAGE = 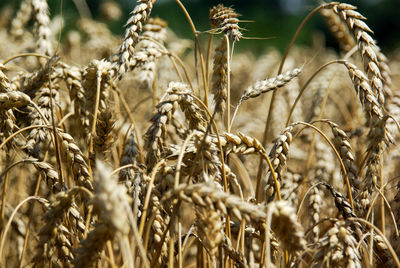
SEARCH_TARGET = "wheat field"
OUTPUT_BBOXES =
[0,0,400,267]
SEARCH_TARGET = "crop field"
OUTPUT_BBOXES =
[0,0,400,267]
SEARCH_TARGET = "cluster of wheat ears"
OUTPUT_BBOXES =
[0,0,400,267]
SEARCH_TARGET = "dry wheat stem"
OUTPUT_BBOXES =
[175,0,209,108]
[295,182,325,219]
[138,159,165,237]
[0,196,49,258]
[257,2,339,187]
[348,217,400,267]
[140,37,192,88]
[0,159,38,198]
[285,60,346,127]
[112,87,145,164]
[175,131,197,188]
[0,124,51,150]
[87,65,104,170]
[2,53,51,65]
[291,121,354,206]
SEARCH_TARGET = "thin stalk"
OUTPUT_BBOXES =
[169,229,174,268]
[178,219,183,268]
[299,72,335,219]
[225,35,231,132]
[175,0,209,108]
[48,69,64,186]
[296,182,326,219]
[19,152,48,267]
[0,125,51,150]
[364,183,399,237]
[255,151,281,202]
[296,121,354,207]
[87,69,102,173]
[206,32,214,85]
[110,164,136,176]
[348,217,400,267]
[58,111,74,126]
[29,100,50,125]
[0,157,11,227]
[380,158,385,234]
[168,53,194,90]
[285,59,346,127]
[139,159,165,236]
[83,206,93,238]
[188,94,232,243]
[106,241,116,267]
[255,2,338,193]
[152,65,158,109]
[2,53,50,65]
[113,88,145,164]
[175,132,196,188]
[125,203,149,268]
[0,196,48,258]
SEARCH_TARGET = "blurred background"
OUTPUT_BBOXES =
[1,0,399,54]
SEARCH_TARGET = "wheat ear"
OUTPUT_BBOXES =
[113,0,156,76]
[209,4,242,42]
[333,3,387,105]
[211,37,228,115]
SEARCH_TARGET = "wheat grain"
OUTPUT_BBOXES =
[57,131,93,190]
[81,59,112,136]
[0,1,399,267]
[211,37,228,114]
[240,68,302,103]
[209,4,242,42]
[31,0,53,56]
[321,8,356,53]
[326,121,360,192]
[93,108,115,160]
[24,87,58,158]
[131,17,167,88]
[145,82,206,168]
[314,222,362,267]
[74,161,131,267]
[265,123,296,202]
[0,63,11,93]
[268,200,306,255]
[114,0,156,76]
[163,181,267,223]
[333,3,387,105]
[0,91,31,110]
[32,189,85,267]
[10,0,32,39]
